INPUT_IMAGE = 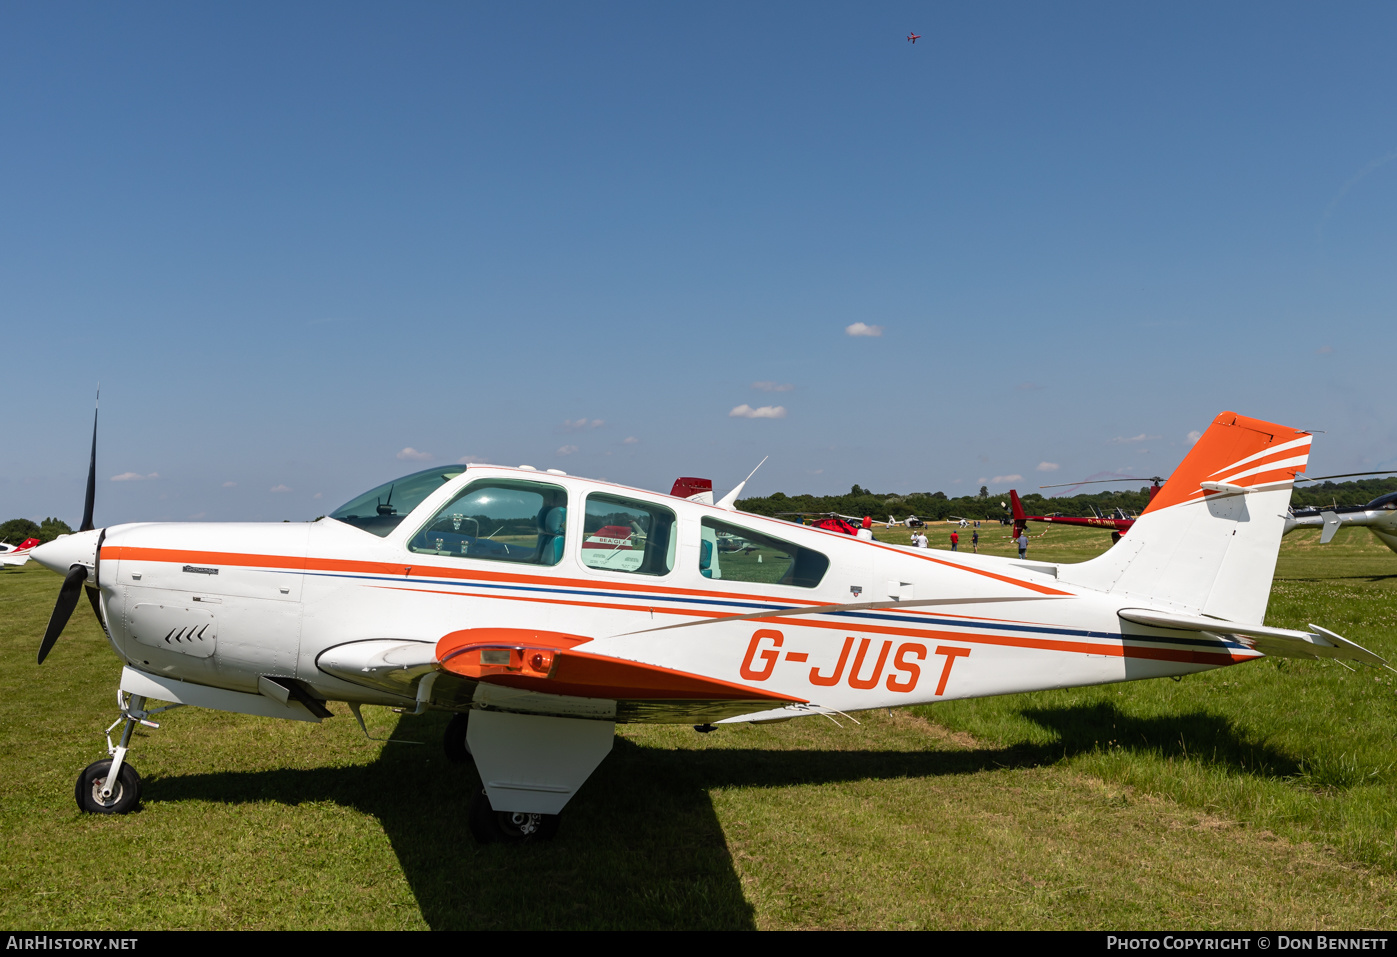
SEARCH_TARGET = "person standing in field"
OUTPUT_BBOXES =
[1016,530,1028,558]
[950,530,959,551]
[972,529,979,553]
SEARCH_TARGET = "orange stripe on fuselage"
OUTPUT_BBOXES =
[103,543,1066,611]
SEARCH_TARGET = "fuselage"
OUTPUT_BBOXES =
[38,465,1259,723]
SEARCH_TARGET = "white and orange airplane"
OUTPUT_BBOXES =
[32,409,1387,842]
[0,537,42,567]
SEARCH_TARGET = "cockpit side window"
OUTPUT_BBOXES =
[409,480,568,566]
[330,467,466,537]
[699,517,829,588]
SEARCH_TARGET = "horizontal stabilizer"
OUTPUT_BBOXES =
[1118,608,1387,668]
[1320,510,1342,544]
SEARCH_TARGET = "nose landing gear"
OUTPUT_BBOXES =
[75,691,179,815]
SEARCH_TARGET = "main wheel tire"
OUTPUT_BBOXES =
[468,789,559,844]
[443,712,471,764]
[75,759,141,815]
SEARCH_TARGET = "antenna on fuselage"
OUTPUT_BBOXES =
[716,456,768,510]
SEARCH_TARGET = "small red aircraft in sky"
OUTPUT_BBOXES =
[906,32,921,43]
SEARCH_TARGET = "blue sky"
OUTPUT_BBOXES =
[4,3,1396,525]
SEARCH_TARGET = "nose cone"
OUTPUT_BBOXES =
[31,529,101,574]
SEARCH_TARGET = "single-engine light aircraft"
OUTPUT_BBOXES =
[1,537,42,567]
[33,409,1389,842]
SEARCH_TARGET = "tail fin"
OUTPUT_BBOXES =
[16,538,40,551]
[1058,412,1310,623]
[1008,490,1028,537]
[1008,490,1026,520]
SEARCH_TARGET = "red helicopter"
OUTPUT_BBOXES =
[1008,477,1164,544]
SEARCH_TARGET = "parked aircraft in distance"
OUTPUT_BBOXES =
[0,537,42,567]
[1284,471,1397,553]
[33,406,1387,843]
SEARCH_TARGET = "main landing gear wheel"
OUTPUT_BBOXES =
[468,789,559,844]
[443,711,471,764]
[75,759,141,815]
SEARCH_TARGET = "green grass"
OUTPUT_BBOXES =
[3,524,1397,929]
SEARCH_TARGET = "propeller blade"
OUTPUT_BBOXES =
[38,564,88,664]
[80,389,98,532]
[86,586,107,636]
[1039,476,1166,489]
[1298,470,1397,483]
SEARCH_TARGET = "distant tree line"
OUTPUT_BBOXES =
[0,517,73,545]
[737,477,1397,523]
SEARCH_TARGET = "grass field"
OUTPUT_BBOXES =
[2,523,1396,930]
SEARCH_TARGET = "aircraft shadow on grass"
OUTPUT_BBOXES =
[144,703,1299,929]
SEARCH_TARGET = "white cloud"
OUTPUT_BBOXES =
[844,322,883,337]
[991,474,1024,484]
[556,444,579,456]
[1110,433,1159,444]
[622,436,639,444]
[312,492,323,499]
[752,381,794,392]
[270,484,292,493]
[222,481,237,488]
[1186,430,1203,445]
[729,404,787,419]
[111,472,157,482]
[1036,462,1060,472]
[560,418,605,432]
[397,447,433,461]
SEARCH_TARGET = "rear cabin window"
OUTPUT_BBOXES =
[409,480,568,566]
[580,493,677,576]
[699,518,828,588]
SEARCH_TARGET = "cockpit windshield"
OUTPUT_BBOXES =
[1368,491,1397,510]
[329,466,466,537]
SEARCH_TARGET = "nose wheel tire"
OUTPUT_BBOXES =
[75,759,141,815]
[443,711,471,764]
[468,789,559,843]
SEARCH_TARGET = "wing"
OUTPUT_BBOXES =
[315,593,1067,725]
[315,631,806,724]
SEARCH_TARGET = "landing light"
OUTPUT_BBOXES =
[440,644,557,679]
